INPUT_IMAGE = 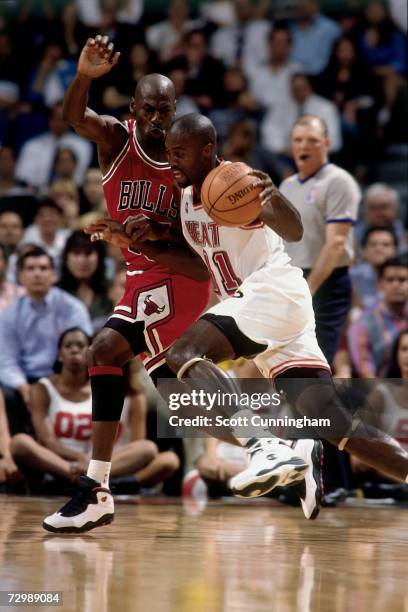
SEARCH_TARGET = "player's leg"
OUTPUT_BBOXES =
[43,321,144,534]
[275,367,408,489]
[11,434,73,481]
[166,316,309,498]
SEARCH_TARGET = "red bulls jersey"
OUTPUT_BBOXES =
[102,119,179,273]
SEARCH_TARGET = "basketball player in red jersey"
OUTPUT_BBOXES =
[43,36,211,533]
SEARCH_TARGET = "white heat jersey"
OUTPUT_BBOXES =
[180,183,329,378]
[182,184,293,299]
[40,378,92,455]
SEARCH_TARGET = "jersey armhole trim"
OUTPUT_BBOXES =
[101,122,130,183]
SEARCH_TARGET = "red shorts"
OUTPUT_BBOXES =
[107,268,211,373]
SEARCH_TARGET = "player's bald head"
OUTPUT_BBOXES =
[134,73,176,103]
[169,113,217,147]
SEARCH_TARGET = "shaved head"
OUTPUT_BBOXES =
[169,113,217,147]
[166,113,217,187]
[134,73,176,103]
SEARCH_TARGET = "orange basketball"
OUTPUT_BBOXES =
[200,162,262,227]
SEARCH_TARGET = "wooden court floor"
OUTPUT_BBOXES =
[0,496,407,612]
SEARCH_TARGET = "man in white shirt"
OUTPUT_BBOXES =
[248,25,305,110]
[210,0,270,76]
[15,103,92,189]
[261,73,342,155]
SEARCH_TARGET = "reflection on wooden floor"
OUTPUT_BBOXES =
[0,496,407,612]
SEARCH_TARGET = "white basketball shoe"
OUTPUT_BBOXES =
[229,437,308,498]
[43,475,114,533]
[292,439,324,520]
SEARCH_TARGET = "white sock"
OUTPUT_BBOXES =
[87,460,111,487]
[231,409,281,447]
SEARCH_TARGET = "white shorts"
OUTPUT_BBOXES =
[206,264,329,378]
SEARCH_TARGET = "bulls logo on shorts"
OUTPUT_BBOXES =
[144,294,166,316]
[137,286,170,324]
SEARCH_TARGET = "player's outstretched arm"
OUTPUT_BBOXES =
[63,35,122,144]
[251,170,303,242]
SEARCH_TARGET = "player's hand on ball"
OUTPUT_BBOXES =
[78,36,120,79]
[124,215,162,242]
[250,170,277,207]
[84,218,131,248]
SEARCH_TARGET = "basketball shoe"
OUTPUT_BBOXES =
[43,475,114,533]
[292,439,324,520]
[229,437,308,498]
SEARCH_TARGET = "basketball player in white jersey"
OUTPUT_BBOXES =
[160,113,408,518]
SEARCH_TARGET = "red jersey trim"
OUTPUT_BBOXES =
[133,130,171,170]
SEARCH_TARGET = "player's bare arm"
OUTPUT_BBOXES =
[251,170,303,242]
[63,35,126,170]
[85,218,210,282]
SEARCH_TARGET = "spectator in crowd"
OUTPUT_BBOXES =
[22,198,70,270]
[357,0,407,126]
[260,73,342,158]
[248,25,305,111]
[349,329,408,487]
[167,68,199,118]
[0,33,21,143]
[167,29,226,112]
[281,115,360,366]
[0,147,32,197]
[146,0,199,63]
[348,255,408,377]
[355,183,407,253]
[0,247,92,435]
[0,210,24,260]
[15,102,92,189]
[387,328,408,378]
[49,179,81,230]
[0,389,21,486]
[388,0,407,33]
[222,118,284,184]
[210,0,270,75]
[350,225,397,310]
[58,231,111,332]
[99,42,157,115]
[78,166,106,217]
[0,243,25,313]
[289,0,341,75]
[11,328,179,494]
[50,147,78,184]
[26,39,77,109]
[314,35,380,172]
[209,65,259,144]
[75,0,144,28]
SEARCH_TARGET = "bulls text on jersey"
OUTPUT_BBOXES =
[118,180,179,220]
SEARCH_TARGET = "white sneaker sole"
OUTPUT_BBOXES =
[295,440,324,520]
[42,513,114,534]
[230,458,308,498]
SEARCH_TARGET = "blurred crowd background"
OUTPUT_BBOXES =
[0,0,407,503]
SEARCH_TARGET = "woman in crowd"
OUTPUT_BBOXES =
[58,230,111,332]
[10,328,179,492]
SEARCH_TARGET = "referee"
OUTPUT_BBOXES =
[280,115,361,367]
